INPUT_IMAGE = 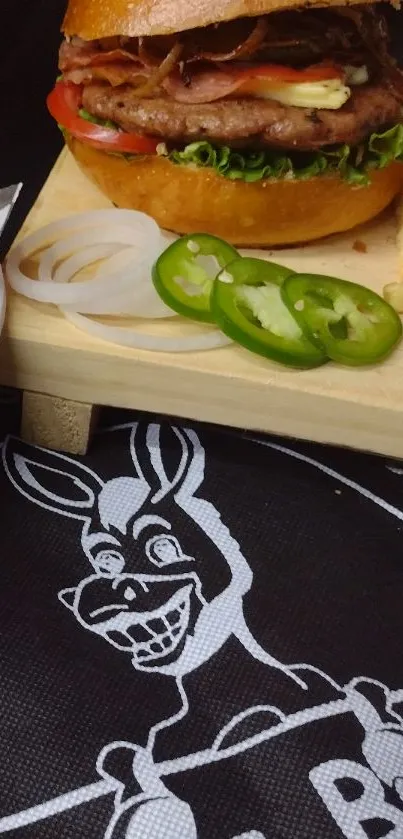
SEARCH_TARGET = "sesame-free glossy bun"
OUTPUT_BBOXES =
[63,0,387,39]
[66,135,403,247]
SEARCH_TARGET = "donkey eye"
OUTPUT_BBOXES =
[94,550,125,576]
[145,535,193,568]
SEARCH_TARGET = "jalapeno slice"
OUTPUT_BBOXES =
[281,274,402,366]
[210,257,328,368]
[152,234,239,323]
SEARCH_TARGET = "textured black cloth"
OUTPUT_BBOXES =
[1,3,403,837]
[0,407,403,839]
[0,0,64,258]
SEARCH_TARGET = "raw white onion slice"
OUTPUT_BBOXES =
[51,243,122,285]
[63,310,231,352]
[37,228,157,284]
[11,209,159,248]
[6,210,162,308]
[63,246,174,318]
[42,237,172,317]
[5,209,232,353]
[44,242,122,285]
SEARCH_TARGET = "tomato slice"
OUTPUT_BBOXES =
[232,62,344,99]
[163,61,344,103]
[230,62,344,85]
[47,81,159,154]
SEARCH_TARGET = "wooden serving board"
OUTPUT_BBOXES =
[1,148,403,457]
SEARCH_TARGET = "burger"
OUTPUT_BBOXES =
[48,0,403,246]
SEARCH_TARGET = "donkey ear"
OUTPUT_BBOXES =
[129,423,196,504]
[174,428,205,499]
[58,587,77,611]
[3,436,104,520]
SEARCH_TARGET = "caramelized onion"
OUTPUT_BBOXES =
[89,48,145,66]
[131,41,183,97]
[138,35,181,65]
[61,8,401,101]
[198,17,269,62]
[336,7,403,102]
[138,37,162,66]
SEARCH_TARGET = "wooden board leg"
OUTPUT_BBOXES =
[21,392,99,455]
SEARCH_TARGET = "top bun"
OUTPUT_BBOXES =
[63,0,386,40]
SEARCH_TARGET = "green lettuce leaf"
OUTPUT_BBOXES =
[78,108,118,130]
[167,124,403,185]
[71,106,403,185]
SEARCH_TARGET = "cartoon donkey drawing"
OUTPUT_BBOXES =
[4,422,302,681]
[3,423,403,839]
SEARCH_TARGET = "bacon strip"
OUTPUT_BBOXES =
[63,64,151,87]
[59,39,144,72]
[59,37,182,92]
[58,11,400,103]
[163,69,242,103]
[60,37,151,87]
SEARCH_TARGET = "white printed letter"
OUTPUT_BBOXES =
[310,759,403,838]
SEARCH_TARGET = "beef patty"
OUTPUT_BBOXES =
[82,82,402,150]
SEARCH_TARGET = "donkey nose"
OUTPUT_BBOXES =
[107,575,194,616]
[116,580,150,602]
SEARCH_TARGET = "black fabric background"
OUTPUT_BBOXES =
[0,412,403,838]
[1,4,403,838]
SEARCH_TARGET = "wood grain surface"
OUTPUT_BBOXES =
[1,149,403,458]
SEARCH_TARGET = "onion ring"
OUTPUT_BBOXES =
[6,208,232,352]
[50,243,173,317]
[6,210,161,309]
[52,243,122,285]
[63,310,231,352]
[60,247,174,318]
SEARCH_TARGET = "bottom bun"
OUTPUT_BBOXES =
[67,135,403,247]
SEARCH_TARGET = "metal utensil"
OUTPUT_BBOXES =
[0,183,23,240]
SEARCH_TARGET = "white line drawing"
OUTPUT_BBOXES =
[2,424,403,838]
[247,436,403,521]
[3,425,302,681]
[233,834,266,839]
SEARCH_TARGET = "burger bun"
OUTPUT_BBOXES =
[67,135,403,247]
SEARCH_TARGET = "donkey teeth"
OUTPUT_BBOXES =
[166,609,181,627]
[126,624,152,643]
[101,585,193,663]
[147,617,167,635]
[132,594,191,664]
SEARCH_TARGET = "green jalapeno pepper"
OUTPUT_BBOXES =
[210,257,328,368]
[281,274,402,366]
[152,233,239,323]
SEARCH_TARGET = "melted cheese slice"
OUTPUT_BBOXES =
[247,78,352,110]
[242,66,368,111]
